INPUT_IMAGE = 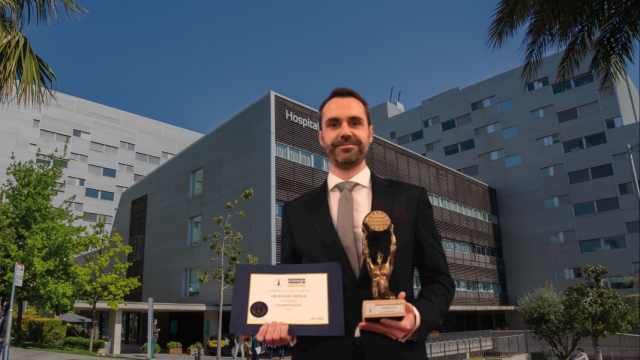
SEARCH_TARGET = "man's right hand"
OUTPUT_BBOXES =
[256,321,292,346]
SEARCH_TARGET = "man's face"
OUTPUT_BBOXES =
[318,97,373,170]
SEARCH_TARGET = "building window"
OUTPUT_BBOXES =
[28,143,37,152]
[116,185,128,193]
[498,99,513,112]
[557,108,579,123]
[573,73,595,87]
[474,122,501,136]
[390,131,396,139]
[605,117,623,129]
[36,159,51,166]
[610,276,634,289]
[552,80,573,94]
[118,163,134,172]
[190,168,203,196]
[88,165,117,178]
[162,151,175,159]
[72,129,91,140]
[444,144,459,156]
[603,235,627,250]
[40,129,69,143]
[428,193,498,224]
[470,96,496,111]
[536,134,560,148]
[409,130,424,142]
[135,152,161,165]
[541,164,565,178]
[422,119,432,128]
[67,176,85,186]
[83,212,113,224]
[563,133,607,153]
[568,169,591,184]
[502,126,518,139]
[425,140,442,153]
[276,142,330,171]
[72,202,83,211]
[90,141,118,155]
[589,164,614,179]
[85,188,114,201]
[573,201,597,216]
[556,268,582,280]
[527,77,549,91]
[580,239,602,253]
[119,141,136,151]
[184,267,200,297]
[550,230,576,243]
[626,221,639,234]
[441,119,456,132]
[459,139,475,152]
[545,195,569,208]
[275,203,283,217]
[596,197,620,212]
[506,154,523,167]
[189,216,202,246]
[461,165,479,176]
[69,152,88,162]
[134,174,145,182]
[32,119,40,128]
[478,149,505,164]
[633,262,639,274]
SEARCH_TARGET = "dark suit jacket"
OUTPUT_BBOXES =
[281,173,455,360]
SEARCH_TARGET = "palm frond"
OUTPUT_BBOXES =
[14,0,86,29]
[0,14,56,108]
[486,0,535,51]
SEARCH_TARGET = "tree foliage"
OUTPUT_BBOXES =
[0,0,86,107]
[517,283,581,360]
[563,264,634,360]
[0,148,85,343]
[198,189,258,360]
[75,220,141,352]
[487,0,639,89]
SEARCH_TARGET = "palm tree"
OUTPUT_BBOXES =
[487,0,639,89]
[0,0,85,108]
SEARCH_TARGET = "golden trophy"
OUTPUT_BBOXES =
[361,210,406,322]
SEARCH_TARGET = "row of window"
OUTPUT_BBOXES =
[427,193,499,224]
[580,235,628,253]
[441,238,502,258]
[545,195,622,216]
[541,152,636,180]
[276,142,331,172]
[556,271,637,289]
[412,275,504,293]
[551,73,595,94]
[83,212,114,225]
[550,221,638,245]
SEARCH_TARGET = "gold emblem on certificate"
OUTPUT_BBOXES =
[361,211,406,321]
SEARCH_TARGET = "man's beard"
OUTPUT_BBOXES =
[325,135,369,170]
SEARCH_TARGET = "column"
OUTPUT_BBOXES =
[203,310,219,347]
[108,308,123,354]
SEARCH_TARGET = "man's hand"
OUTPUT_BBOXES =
[358,291,416,340]
[256,321,293,346]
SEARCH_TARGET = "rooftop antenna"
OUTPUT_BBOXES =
[397,91,402,103]
[389,87,394,103]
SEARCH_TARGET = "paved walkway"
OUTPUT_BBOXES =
[7,347,290,360]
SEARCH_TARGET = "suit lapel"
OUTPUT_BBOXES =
[311,180,358,284]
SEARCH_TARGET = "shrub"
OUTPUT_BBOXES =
[26,308,39,315]
[141,342,161,354]
[19,317,65,345]
[188,342,203,349]
[167,341,183,349]
[63,336,105,351]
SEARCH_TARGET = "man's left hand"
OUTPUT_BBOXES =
[358,291,416,340]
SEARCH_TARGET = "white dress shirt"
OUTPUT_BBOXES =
[327,166,420,341]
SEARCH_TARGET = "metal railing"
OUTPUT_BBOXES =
[542,347,640,360]
[425,334,527,359]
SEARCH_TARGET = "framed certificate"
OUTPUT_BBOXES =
[230,262,344,336]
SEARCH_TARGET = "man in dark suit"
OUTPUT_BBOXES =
[257,88,455,360]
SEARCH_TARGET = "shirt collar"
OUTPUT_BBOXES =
[327,166,371,191]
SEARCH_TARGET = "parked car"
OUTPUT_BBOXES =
[207,334,249,356]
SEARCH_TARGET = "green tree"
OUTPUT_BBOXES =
[563,264,635,360]
[487,0,639,89]
[0,0,86,107]
[197,189,258,360]
[0,148,86,343]
[517,283,581,360]
[74,220,141,352]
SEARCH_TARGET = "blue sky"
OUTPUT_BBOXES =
[28,1,640,134]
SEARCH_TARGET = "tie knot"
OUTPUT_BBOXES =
[335,181,358,193]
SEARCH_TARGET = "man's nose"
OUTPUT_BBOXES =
[338,122,354,137]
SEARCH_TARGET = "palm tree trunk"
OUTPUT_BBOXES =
[88,302,97,352]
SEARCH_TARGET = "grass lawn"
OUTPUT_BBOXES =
[14,341,131,359]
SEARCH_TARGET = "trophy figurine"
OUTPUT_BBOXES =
[361,210,406,322]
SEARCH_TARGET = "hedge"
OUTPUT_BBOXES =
[167,341,182,349]
[64,337,105,351]
[141,342,161,354]
[18,317,65,346]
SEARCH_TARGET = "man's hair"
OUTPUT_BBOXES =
[577,348,584,352]
[318,88,371,129]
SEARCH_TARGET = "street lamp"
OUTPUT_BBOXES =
[627,144,640,205]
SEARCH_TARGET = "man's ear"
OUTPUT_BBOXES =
[369,125,374,143]
[318,130,324,147]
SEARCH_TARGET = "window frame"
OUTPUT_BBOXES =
[190,168,203,197]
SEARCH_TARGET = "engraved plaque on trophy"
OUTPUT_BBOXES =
[361,210,406,321]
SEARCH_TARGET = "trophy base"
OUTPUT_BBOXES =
[362,299,406,322]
